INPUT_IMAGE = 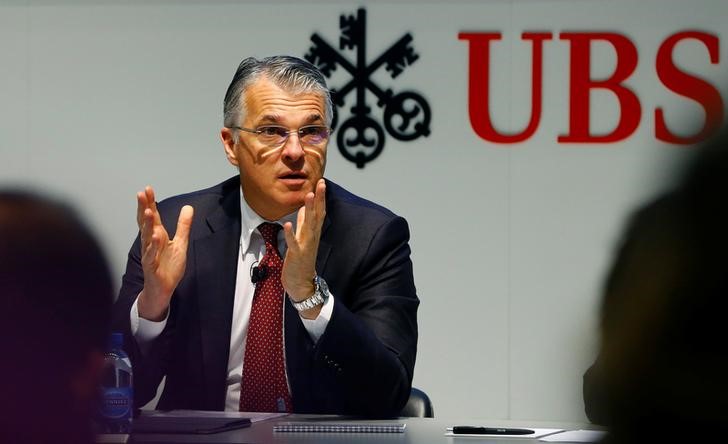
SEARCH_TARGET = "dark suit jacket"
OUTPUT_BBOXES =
[112,176,419,416]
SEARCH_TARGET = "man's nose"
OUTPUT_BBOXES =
[281,133,305,161]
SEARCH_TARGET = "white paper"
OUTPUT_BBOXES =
[445,428,563,438]
[539,430,607,442]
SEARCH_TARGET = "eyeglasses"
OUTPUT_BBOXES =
[232,125,332,147]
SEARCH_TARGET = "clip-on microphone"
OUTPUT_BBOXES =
[250,264,268,284]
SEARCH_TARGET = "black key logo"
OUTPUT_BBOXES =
[306,8,431,168]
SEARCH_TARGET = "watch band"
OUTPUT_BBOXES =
[290,275,329,312]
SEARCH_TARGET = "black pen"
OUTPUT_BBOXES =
[452,426,535,435]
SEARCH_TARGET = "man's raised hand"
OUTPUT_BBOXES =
[282,179,326,318]
[136,186,194,321]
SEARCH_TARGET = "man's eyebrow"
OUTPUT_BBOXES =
[304,114,324,124]
[257,114,281,124]
[256,113,325,125]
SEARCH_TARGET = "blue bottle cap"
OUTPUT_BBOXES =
[109,332,124,349]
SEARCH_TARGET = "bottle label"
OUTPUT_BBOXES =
[100,387,133,420]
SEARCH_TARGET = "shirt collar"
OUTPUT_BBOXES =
[239,186,298,254]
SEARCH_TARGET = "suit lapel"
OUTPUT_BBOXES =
[195,186,241,408]
[316,237,332,278]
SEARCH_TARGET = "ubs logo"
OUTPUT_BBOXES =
[306,8,431,168]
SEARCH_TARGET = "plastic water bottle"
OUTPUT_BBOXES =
[98,332,133,433]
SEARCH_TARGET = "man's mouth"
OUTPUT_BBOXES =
[279,172,307,180]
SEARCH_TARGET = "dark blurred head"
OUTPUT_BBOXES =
[0,191,113,443]
[598,127,728,442]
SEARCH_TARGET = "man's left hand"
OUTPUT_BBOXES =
[282,178,326,319]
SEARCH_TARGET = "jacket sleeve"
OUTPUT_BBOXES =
[304,216,419,417]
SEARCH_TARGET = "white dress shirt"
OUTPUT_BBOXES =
[130,186,335,410]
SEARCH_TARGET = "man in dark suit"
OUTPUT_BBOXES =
[112,56,419,416]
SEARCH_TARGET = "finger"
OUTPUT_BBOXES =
[314,179,326,226]
[302,191,315,234]
[282,221,298,253]
[144,186,156,210]
[136,191,148,229]
[296,204,306,238]
[145,186,163,226]
[140,208,155,247]
[174,205,194,249]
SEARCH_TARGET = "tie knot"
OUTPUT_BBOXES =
[258,222,281,247]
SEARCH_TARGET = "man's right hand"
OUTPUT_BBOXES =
[136,186,194,321]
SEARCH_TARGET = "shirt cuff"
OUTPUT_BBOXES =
[130,295,168,353]
[299,292,335,343]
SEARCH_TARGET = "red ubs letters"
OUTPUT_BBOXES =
[458,31,723,145]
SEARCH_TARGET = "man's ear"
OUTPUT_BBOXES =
[221,128,239,167]
[69,350,105,402]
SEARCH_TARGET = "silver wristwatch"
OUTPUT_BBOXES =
[290,275,330,312]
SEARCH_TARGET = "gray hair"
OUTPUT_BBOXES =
[223,56,333,133]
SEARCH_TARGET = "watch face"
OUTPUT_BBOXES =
[315,276,330,301]
[317,276,329,294]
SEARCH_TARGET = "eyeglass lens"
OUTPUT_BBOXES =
[258,126,329,146]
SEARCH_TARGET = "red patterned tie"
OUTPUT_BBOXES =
[239,222,292,412]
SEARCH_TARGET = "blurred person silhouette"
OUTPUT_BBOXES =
[583,125,728,442]
[0,191,113,444]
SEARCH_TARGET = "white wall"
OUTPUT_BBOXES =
[2,0,727,421]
